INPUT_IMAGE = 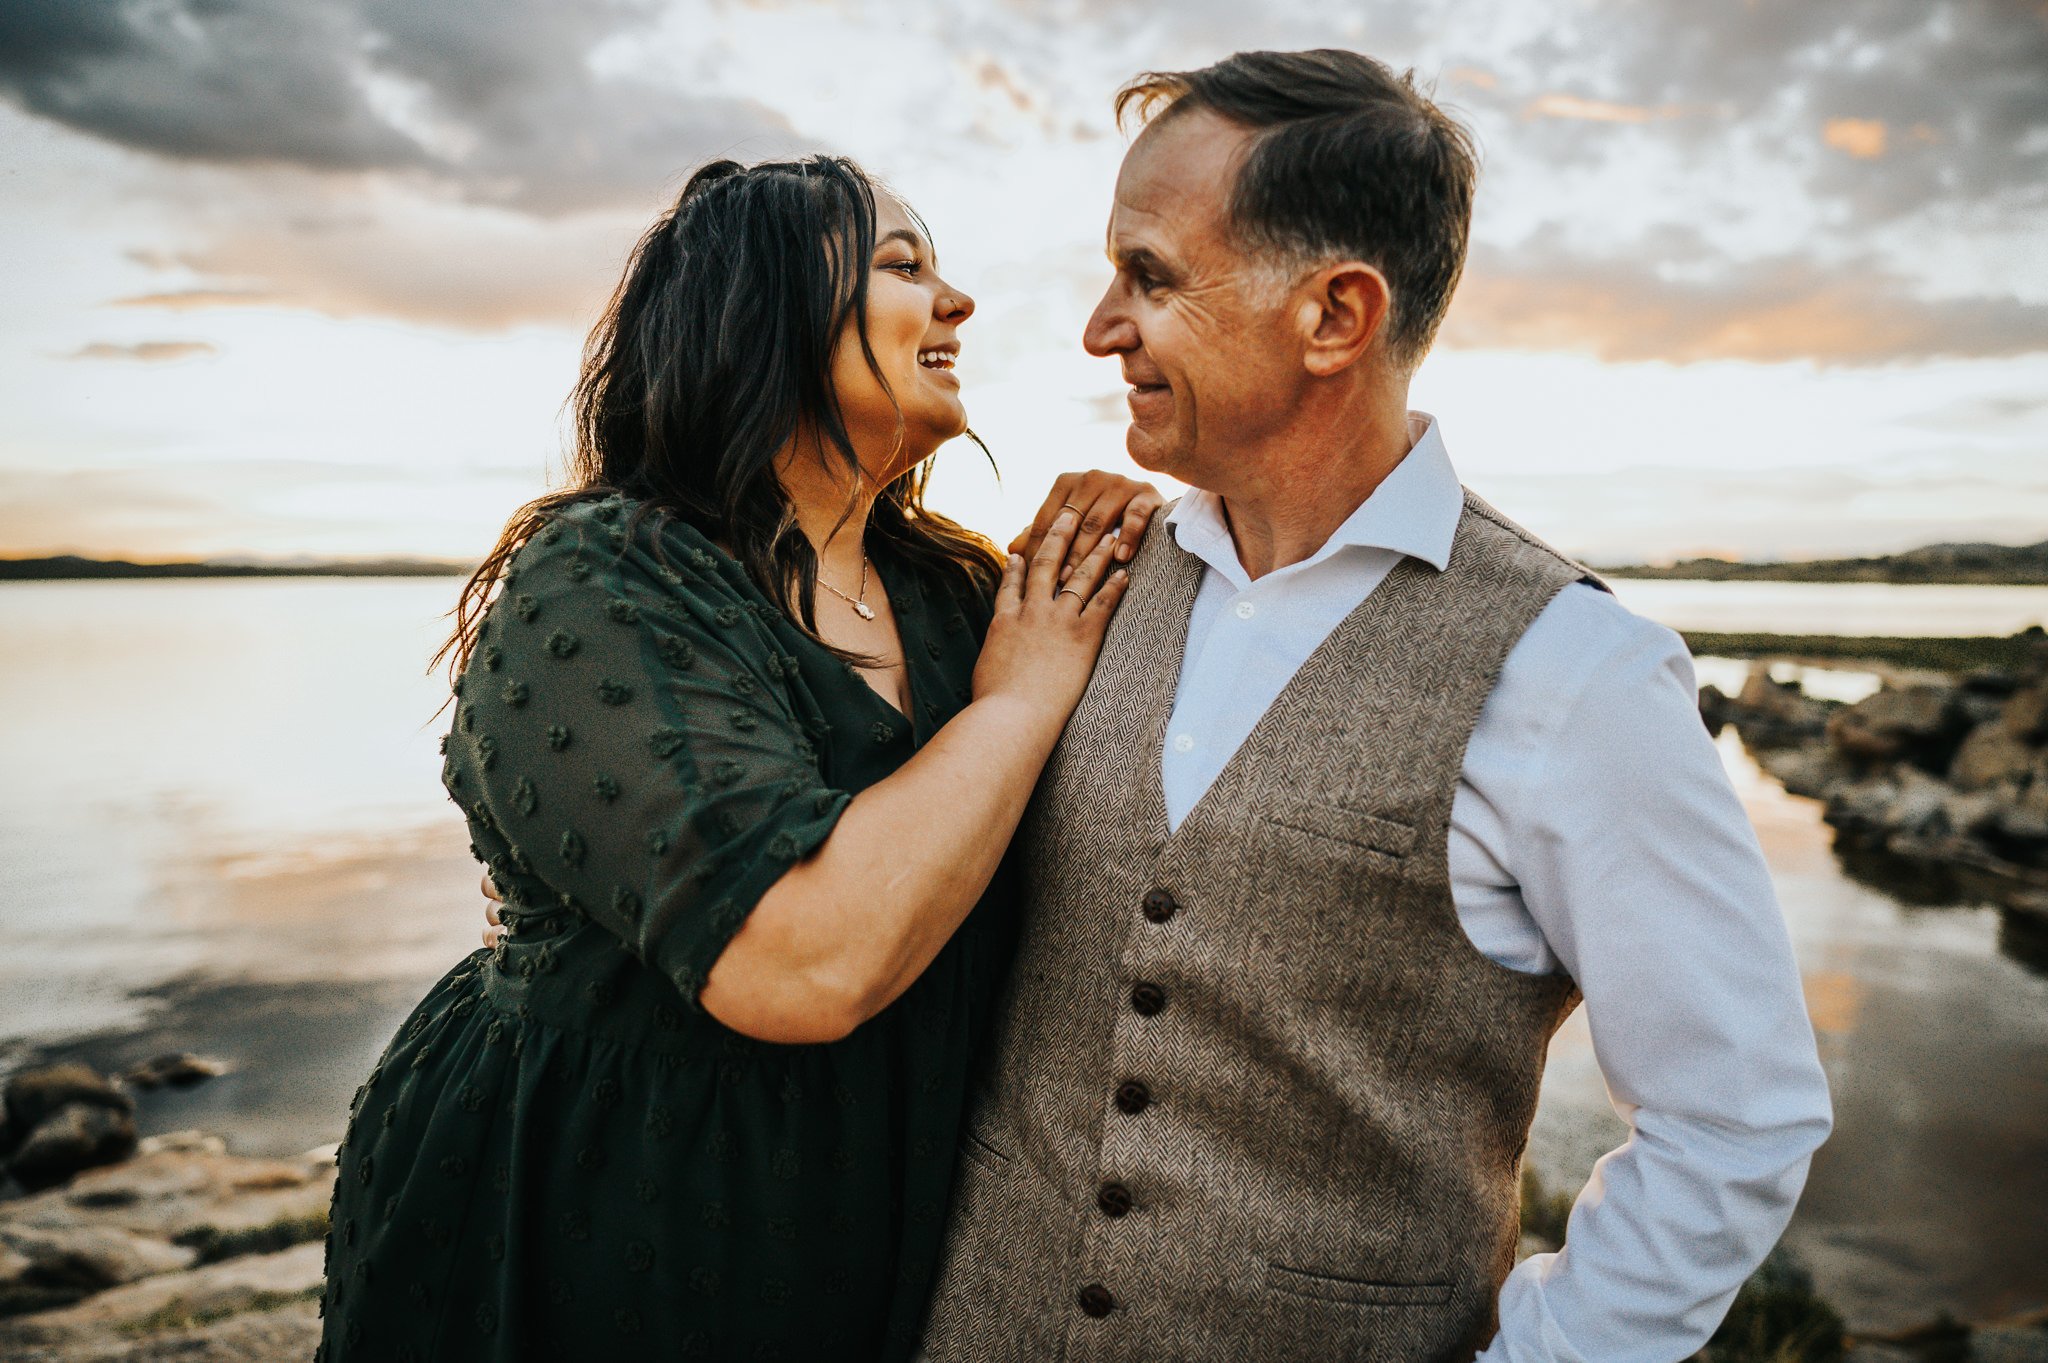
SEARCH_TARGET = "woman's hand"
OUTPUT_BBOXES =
[974,506,1130,727]
[481,874,504,950]
[1008,470,1164,578]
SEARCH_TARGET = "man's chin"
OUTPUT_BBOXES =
[1124,424,1185,478]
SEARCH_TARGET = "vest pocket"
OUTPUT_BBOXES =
[960,1128,1012,1175]
[1263,1261,1451,1306]
[1263,799,1417,859]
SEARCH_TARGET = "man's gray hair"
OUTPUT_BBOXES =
[1118,49,1479,370]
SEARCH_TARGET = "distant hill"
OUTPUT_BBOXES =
[0,555,472,581]
[1600,539,2048,585]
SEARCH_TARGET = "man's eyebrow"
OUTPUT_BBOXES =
[1107,240,1172,278]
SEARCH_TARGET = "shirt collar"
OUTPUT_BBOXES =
[1166,411,1461,584]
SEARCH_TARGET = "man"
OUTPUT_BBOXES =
[917,49,1832,1362]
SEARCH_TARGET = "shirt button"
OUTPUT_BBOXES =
[1130,982,1166,1017]
[1114,1079,1151,1115]
[1171,733,1194,754]
[1141,888,1178,924]
[1234,600,1255,619]
[1078,1283,1116,1317]
[1097,1181,1134,1218]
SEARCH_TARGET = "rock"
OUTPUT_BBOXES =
[1951,723,2039,790]
[1731,667,1835,748]
[1973,1325,2048,1363]
[123,1055,231,1092]
[133,1132,227,1160]
[1828,684,1969,770]
[0,1224,196,1292]
[1,1148,335,1249]
[1759,745,1856,800]
[2006,681,2048,742]
[0,1241,323,1345]
[12,1296,321,1363]
[6,1104,138,1194]
[1,1068,132,1156]
[1699,684,1730,735]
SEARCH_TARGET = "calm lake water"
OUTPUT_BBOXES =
[2,578,2044,1330]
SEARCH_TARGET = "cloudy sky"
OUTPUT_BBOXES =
[2,0,2044,563]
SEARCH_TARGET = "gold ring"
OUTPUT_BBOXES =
[1060,503,1083,515]
[1055,587,1085,602]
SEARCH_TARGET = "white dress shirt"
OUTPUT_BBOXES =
[1160,414,1833,1363]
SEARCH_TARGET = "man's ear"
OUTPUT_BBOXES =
[1299,262,1391,377]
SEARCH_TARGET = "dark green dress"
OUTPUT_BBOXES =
[319,496,1013,1363]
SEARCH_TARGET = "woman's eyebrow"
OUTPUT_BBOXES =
[877,229,927,255]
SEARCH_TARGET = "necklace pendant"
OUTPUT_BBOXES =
[853,602,876,621]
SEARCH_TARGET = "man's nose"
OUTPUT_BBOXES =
[1083,290,1135,357]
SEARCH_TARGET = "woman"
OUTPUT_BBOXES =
[317,155,1160,1363]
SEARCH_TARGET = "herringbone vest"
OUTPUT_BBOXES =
[920,491,1596,1363]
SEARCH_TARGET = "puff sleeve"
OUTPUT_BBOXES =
[446,503,851,1008]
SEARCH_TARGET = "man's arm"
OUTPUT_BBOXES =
[1475,596,1834,1363]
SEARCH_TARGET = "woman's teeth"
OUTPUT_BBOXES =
[917,350,955,370]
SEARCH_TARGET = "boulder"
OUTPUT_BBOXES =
[1731,668,1834,748]
[6,1103,138,1194]
[2006,681,2048,743]
[1698,684,1730,735]
[1759,746,1856,800]
[1951,723,2039,790]
[1973,1325,2048,1363]
[123,1055,231,1092]
[0,1147,334,1247]
[1828,685,1969,770]
[0,1224,196,1293]
[0,1068,132,1156]
[0,1241,322,1347]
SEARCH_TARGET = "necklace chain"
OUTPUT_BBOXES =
[817,553,876,621]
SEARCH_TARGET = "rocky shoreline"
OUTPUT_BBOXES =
[1702,635,2048,943]
[0,1064,2037,1362]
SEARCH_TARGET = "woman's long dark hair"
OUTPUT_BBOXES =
[438,155,1001,677]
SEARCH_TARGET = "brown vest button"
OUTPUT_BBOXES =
[1113,1079,1151,1115]
[1078,1283,1116,1317]
[1141,888,1177,923]
[1097,1181,1134,1217]
[1130,982,1166,1016]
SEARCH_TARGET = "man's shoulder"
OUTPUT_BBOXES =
[1496,581,1693,730]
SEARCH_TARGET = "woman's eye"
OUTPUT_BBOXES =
[883,258,921,277]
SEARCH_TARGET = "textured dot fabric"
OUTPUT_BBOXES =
[319,496,1012,1363]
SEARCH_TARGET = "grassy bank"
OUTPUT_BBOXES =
[1682,629,2045,674]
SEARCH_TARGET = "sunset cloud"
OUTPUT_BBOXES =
[65,340,218,363]
[1824,118,1888,159]
[0,0,804,216]
[1526,93,1676,125]
[1447,232,2048,366]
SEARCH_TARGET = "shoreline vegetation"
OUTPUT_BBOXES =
[1683,629,2047,675]
[0,555,468,581]
[6,534,2048,584]
[1598,538,2048,586]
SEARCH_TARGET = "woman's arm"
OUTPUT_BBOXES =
[700,509,1125,1043]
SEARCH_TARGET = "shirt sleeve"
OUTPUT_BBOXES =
[451,506,850,1009]
[1473,600,1835,1363]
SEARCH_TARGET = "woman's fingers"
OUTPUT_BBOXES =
[1114,488,1164,563]
[1027,507,1080,599]
[995,551,1025,612]
[482,873,503,907]
[1012,473,1080,558]
[1083,566,1132,620]
[1057,523,1122,607]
